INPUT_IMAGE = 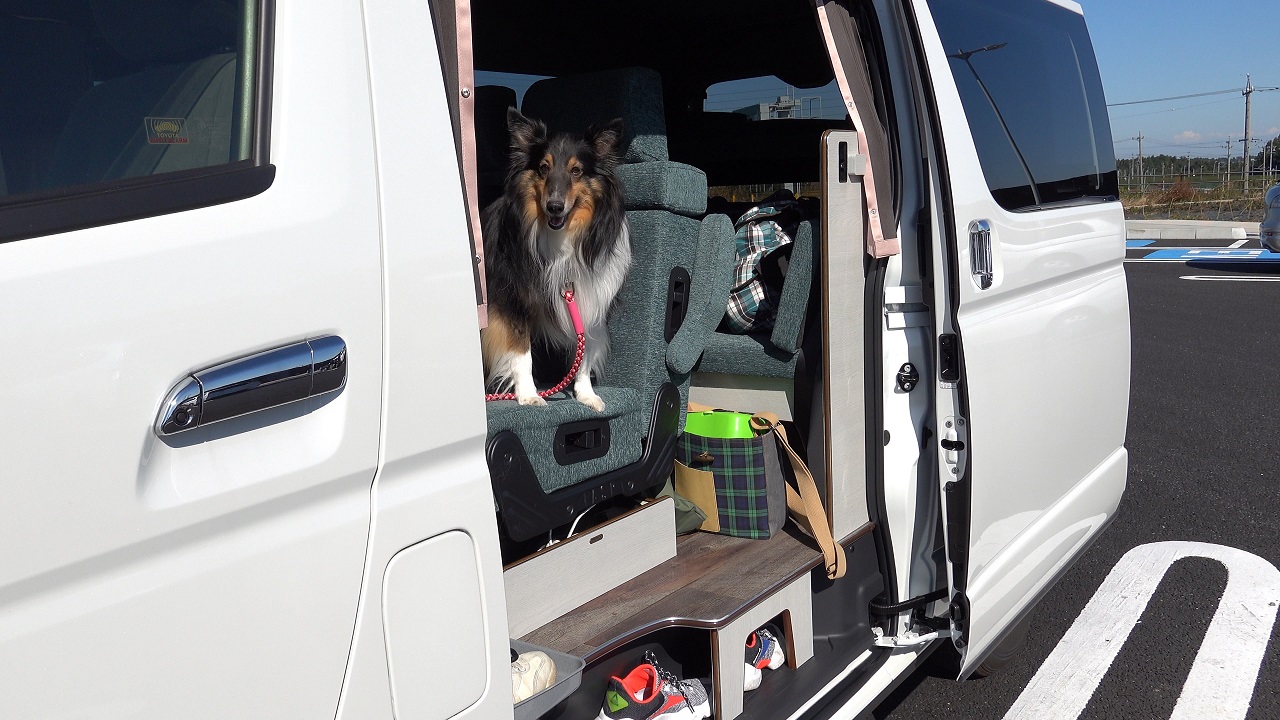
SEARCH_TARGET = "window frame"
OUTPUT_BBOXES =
[0,0,276,244]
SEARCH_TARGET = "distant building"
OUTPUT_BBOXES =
[735,95,802,120]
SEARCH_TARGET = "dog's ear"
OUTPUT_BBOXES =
[586,118,625,162]
[507,107,546,156]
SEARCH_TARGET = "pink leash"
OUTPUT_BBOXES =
[485,284,585,402]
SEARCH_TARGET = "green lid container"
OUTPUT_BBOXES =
[684,410,756,439]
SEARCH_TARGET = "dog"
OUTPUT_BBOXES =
[480,108,631,411]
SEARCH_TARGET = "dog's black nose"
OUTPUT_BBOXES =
[546,200,565,215]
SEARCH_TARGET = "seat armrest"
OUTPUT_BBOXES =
[666,213,735,375]
[770,220,816,353]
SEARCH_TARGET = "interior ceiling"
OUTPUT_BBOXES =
[471,0,835,91]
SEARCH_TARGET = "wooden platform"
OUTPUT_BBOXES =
[521,523,871,662]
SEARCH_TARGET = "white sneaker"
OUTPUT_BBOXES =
[512,649,557,704]
[743,662,763,691]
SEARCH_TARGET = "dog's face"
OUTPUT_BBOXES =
[505,108,623,235]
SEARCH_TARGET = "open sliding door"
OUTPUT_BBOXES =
[911,0,1130,676]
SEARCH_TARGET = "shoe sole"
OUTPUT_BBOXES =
[596,699,711,720]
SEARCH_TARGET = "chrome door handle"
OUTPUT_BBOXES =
[969,219,994,290]
[156,336,347,436]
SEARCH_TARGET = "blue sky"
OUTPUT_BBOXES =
[1082,0,1280,159]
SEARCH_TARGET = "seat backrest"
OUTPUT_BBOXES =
[522,67,669,164]
[520,68,732,430]
[473,84,517,209]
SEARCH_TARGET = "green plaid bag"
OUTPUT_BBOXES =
[673,404,849,579]
[674,407,787,540]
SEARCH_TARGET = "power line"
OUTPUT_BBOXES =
[1111,96,1239,120]
[1107,88,1242,107]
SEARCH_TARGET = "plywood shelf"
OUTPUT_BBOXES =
[521,522,872,662]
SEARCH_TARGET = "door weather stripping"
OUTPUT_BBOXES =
[872,624,955,648]
[155,336,347,436]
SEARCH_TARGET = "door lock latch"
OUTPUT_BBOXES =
[896,363,920,392]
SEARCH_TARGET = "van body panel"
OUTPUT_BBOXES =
[912,0,1130,675]
[332,1,509,717]
[384,531,489,718]
[0,0,384,715]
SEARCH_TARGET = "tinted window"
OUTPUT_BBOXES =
[0,0,260,203]
[705,77,845,120]
[926,0,1118,211]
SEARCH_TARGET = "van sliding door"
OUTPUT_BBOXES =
[910,0,1130,677]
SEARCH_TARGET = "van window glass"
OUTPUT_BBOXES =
[474,71,549,109]
[0,0,259,202]
[705,77,845,120]
[925,0,1118,211]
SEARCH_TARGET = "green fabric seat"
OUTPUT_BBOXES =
[697,220,819,378]
[485,387,644,493]
[616,161,707,217]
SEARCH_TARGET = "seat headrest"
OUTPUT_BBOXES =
[90,0,237,65]
[521,67,667,164]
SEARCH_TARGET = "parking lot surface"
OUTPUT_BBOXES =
[873,234,1280,720]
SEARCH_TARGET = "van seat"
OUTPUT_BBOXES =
[486,387,643,492]
[483,67,730,540]
[473,84,516,209]
[697,220,818,377]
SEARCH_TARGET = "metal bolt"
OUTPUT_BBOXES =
[945,420,952,428]
[950,467,957,475]
[461,87,471,98]
[957,418,966,426]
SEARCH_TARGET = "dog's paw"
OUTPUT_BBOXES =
[576,393,606,412]
[517,394,548,407]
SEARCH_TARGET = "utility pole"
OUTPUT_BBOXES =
[1243,75,1253,191]
[1135,132,1145,191]
[1240,75,1280,191]
[1225,137,1233,188]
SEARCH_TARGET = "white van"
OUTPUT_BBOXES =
[0,0,1129,718]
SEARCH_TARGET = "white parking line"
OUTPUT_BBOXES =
[1181,275,1280,282]
[1230,238,1250,248]
[1004,542,1280,720]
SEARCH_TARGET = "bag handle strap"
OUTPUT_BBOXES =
[750,412,847,580]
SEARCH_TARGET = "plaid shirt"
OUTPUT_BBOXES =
[723,195,803,334]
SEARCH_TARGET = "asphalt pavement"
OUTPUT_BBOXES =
[871,234,1280,719]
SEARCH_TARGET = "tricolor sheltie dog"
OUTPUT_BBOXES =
[481,108,631,411]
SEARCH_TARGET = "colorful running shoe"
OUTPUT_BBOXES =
[597,652,711,720]
[745,628,785,671]
[512,649,557,704]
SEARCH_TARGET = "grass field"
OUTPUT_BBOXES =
[1121,182,1271,222]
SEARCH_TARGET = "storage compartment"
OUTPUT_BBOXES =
[512,639,587,720]
[505,497,678,638]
